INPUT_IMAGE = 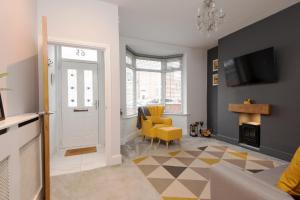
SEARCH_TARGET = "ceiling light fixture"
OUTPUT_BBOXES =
[196,0,225,33]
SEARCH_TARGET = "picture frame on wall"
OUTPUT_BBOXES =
[0,93,5,121]
[213,59,219,72]
[213,74,219,86]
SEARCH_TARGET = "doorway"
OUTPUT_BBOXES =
[48,44,106,176]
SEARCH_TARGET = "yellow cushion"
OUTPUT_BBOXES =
[143,124,168,138]
[277,147,300,196]
[148,105,164,117]
[157,127,182,141]
[150,116,162,124]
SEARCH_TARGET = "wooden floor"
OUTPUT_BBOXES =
[65,146,97,156]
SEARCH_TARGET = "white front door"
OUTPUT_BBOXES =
[61,61,99,148]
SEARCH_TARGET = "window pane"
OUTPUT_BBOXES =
[126,67,136,115]
[126,55,132,65]
[136,71,161,107]
[62,46,97,62]
[84,70,93,107]
[136,59,161,70]
[165,71,182,113]
[167,60,181,70]
[67,69,77,107]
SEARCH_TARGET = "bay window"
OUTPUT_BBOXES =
[125,50,183,116]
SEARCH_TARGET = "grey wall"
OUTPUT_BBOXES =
[207,47,218,133]
[217,3,300,161]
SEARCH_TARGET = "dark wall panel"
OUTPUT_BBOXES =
[207,47,218,134]
[217,3,300,160]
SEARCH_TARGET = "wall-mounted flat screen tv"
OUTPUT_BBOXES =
[224,47,277,87]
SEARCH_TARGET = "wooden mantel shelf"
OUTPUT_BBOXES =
[229,104,271,115]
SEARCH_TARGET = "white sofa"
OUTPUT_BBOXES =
[210,163,294,200]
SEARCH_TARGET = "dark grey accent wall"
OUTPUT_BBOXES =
[217,3,300,161]
[207,47,218,134]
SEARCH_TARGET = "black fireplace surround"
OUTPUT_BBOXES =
[239,124,260,148]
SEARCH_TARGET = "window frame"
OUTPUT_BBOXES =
[125,51,183,116]
[125,52,137,116]
[165,58,183,114]
[61,45,98,63]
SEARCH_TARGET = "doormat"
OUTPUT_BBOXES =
[65,146,97,156]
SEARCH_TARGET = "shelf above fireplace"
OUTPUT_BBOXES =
[228,104,271,115]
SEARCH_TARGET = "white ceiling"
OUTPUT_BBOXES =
[101,0,300,48]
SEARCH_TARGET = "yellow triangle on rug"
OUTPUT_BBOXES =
[133,156,148,164]
[199,158,220,165]
[169,150,181,157]
[229,151,248,160]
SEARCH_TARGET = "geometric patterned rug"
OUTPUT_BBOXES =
[133,145,277,200]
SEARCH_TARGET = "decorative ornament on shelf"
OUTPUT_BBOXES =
[196,0,225,33]
[244,99,253,105]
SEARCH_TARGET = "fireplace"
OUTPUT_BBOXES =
[239,123,260,148]
[228,103,271,149]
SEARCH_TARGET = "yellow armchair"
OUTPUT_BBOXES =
[141,105,173,145]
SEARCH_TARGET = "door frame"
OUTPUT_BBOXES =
[41,16,50,200]
[56,47,105,149]
[48,38,111,164]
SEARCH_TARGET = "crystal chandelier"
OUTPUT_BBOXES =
[196,0,225,33]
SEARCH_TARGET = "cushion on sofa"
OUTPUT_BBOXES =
[277,147,300,196]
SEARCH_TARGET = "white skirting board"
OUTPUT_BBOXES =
[33,186,43,200]
[107,154,122,166]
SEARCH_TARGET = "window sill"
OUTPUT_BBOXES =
[121,113,190,120]
[122,115,138,119]
[163,113,191,116]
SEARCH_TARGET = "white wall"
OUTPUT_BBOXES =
[37,0,121,165]
[120,36,207,142]
[0,1,41,199]
[186,48,207,124]
[121,116,140,144]
[0,0,39,116]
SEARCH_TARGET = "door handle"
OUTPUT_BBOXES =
[38,111,55,115]
[74,109,89,112]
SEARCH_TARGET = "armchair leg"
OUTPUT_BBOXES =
[157,139,161,147]
[150,138,154,147]
[166,141,169,149]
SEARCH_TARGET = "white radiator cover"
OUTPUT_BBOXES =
[0,114,42,200]
[0,157,9,200]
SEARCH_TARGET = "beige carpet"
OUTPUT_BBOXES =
[133,145,279,200]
